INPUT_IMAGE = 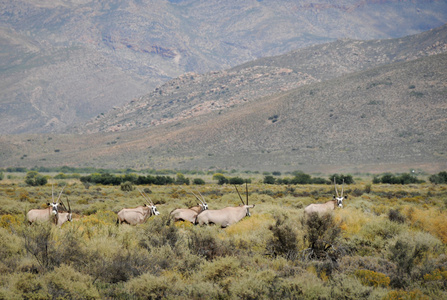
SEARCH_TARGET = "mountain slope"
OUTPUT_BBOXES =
[78,24,447,133]
[1,0,447,134]
[2,52,446,173]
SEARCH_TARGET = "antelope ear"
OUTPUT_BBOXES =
[344,195,348,199]
[47,203,51,206]
[333,196,336,199]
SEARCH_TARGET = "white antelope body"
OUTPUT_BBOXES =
[56,211,72,227]
[196,184,254,228]
[27,185,69,225]
[27,206,58,224]
[304,178,347,216]
[171,189,208,223]
[117,189,160,225]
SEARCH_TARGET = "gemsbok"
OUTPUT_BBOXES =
[195,184,255,228]
[170,189,209,223]
[56,197,72,227]
[304,178,347,216]
[117,188,160,225]
[27,185,67,225]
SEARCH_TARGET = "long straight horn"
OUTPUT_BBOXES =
[191,190,205,205]
[234,185,245,205]
[137,187,153,206]
[52,184,55,203]
[245,182,248,205]
[143,191,155,206]
[66,196,71,213]
[59,197,68,212]
[341,179,345,197]
[196,190,207,204]
[56,185,66,203]
[334,177,339,197]
[181,187,204,205]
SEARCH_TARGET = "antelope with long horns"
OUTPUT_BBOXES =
[304,178,347,216]
[195,183,254,228]
[117,188,160,225]
[27,185,66,225]
[56,196,72,227]
[170,189,209,223]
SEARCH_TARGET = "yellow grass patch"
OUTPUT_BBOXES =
[336,208,372,236]
[224,213,274,236]
[403,206,447,244]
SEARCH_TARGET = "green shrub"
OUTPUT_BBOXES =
[383,289,430,300]
[302,212,342,262]
[429,171,447,184]
[388,238,429,288]
[126,272,175,299]
[388,209,405,224]
[12,272,49,299]
[45,264,100,299]
[22,222,55,271]
[355,269,390,287]
[120,181,134,191]
[331,174,354,184]
[264,175,276,184]
[193,178,205,185]
[266,214,298,260]
[187,228,235,260]
[374,173,424,184]
[25,171,48,186]
[200,256,241,284]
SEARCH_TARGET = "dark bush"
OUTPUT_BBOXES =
[120,181,134,191]
[263,175,276,184]
[302,213,342,262]
[22,223,55,271]
[330,174,354,184]
[187,230,235,260]
[429,171,447,184]
[193,178,205,185]
[388,239,429,288]
[139,216,179,250]
[290,172,312,184]
[388,209,405,224]
[266,215,298,260]
[228,177,245,185]
[24,171,48,186]
[374,173,424,184]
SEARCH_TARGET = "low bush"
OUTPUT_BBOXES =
[266,214,299,260]
[355,269,390,287]
[388,209,405,223]
[302,212,343,265]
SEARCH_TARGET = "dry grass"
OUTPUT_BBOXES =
[0,179,446,298]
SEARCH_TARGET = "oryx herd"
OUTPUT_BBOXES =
[26,179,347,228]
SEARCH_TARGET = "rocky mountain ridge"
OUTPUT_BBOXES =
[1,0,446,133]
[77,23,447,133]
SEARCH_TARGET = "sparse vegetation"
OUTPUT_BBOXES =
[0,173,446,298]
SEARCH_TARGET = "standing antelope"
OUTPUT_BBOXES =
[195,184,254,228]
[304,178,347,215]
[117,188,160,225]
[171,189,209,223]
[56,197,72,227]
[27,185,66,225]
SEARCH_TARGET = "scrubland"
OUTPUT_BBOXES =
[0,179,446,299]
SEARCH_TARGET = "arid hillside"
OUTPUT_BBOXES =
[2,52,446,173]
[1,0,446,134]
[77,24,447,134]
